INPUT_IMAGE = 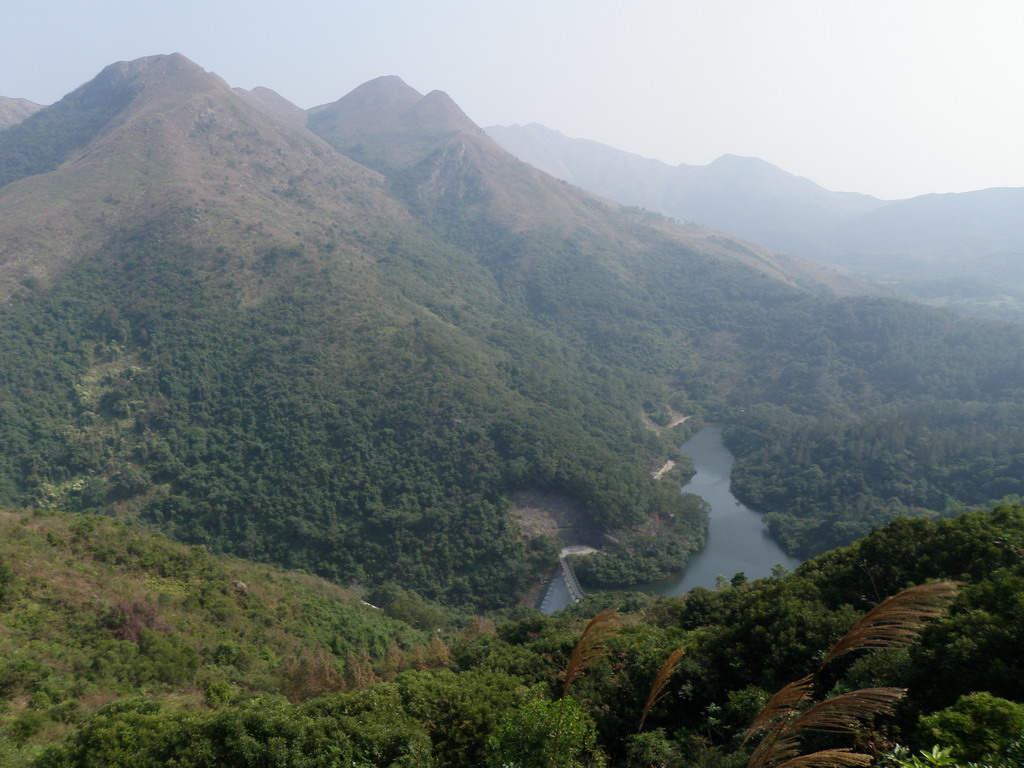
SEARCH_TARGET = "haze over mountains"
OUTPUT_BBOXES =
[1,53,1024,611]
[487,123,1024,323]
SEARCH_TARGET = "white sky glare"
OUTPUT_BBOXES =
[2,0,1022,199]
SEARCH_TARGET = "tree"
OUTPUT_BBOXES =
[485,695,604,768]
[917,692,1024,764]
[743,582,959,768]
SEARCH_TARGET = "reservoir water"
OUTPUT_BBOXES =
[644,425,801,596]
[538,425,801,612]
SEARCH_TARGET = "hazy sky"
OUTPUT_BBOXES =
[2,0,1022,199]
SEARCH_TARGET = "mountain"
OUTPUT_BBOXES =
[233,85,309,131]
[830,186,1024,278]
[485,123,885,255]
[831,187,1024,323]
[0,95,41,130]
[0,54,400,294]
[488,123,1024,322]
[308,75,482,171]
[0,55,708,607]
[1,54,1024,611]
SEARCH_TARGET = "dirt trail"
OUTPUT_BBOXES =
[651,460,676,480]
[641,409,691,435]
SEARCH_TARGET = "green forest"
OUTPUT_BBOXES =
[3,57,1024,610]
[4,194,1024,606]
[0,220,701,607]
[2,57,1024,767]
[724,400,1024,555]
[1,506,1021,766]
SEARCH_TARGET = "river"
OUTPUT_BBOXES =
[538,425,800,612]
[641,425,801,596]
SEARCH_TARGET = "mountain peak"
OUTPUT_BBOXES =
[409,90,478,135]
[101,52,193,76]
[706,153,777,173]
[311,75,422,119]
[350,74,421,100]
[0,53,234,183]
[0,96,42,130]
[92,53,220,92]
[308,77,481,171]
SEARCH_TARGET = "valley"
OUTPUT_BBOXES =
[0,54,1022,766]
[1,52,1022,607]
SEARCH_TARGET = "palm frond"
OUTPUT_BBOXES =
[562,609,618,697]
[820,581,958,667]
[638,645,687,732]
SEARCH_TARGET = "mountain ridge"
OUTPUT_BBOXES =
[1,53,1023,609]
[487,122,1024,322]
[0,53,403,300]
[0,95,42,130]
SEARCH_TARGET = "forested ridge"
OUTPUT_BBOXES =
[0,221,692,607]
[1,53,1024,608]
[726,399,1024,555]
[1,54,1024,766]
[1,506,1021,766]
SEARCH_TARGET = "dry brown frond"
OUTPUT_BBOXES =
[774,748,873,768]
[820,581,958,667]
[562,609,618,698]
[747,731,803,768]
[638,645,687,732]
[744,674,814,742]
[743,582,958,768]
[746,686,905,767]
[787,687,905,734]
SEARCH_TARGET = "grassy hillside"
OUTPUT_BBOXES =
[4,506,1021,767]
[0,509,452,764]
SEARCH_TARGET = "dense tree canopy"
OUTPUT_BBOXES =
[3,506,1019,767]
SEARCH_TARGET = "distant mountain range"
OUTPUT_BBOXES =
[2,54,1024,607]
[486,124,884,254]
[487,123,1024,322]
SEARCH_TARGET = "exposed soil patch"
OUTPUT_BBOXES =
[510,489,617,547]
[560,544,598,557]
[651,460,676,480]
[641,409,691,435]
